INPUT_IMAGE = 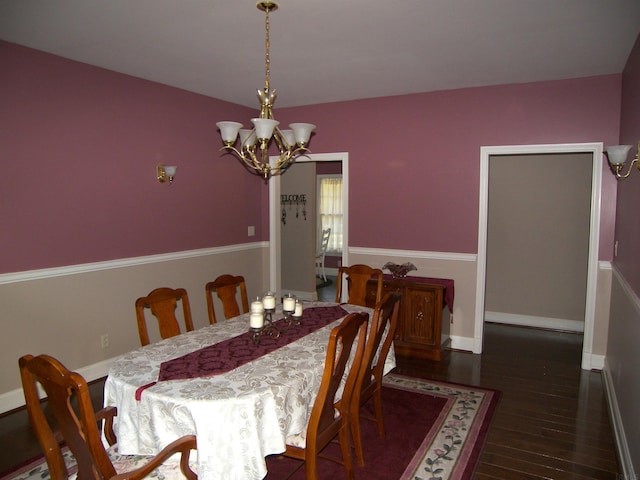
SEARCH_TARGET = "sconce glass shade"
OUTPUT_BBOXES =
[605,145,632,165]
[157,164,177,184]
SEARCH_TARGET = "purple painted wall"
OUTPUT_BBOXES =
[1,40,623,275]
[281,76,621,258]
[616,33,640,293]
[1,41,268,274]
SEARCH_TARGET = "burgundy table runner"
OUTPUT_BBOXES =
[381,274,455,312]
[157,305,349,382]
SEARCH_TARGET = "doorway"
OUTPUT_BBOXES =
[474,143,603,370]
[269,152,349,298]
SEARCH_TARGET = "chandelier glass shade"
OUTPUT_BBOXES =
[216,1,315,180]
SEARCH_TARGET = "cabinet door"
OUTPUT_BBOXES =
[402,286,442,347]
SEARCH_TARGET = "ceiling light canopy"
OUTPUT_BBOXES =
[216,1,316,180]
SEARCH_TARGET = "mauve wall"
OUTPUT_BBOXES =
[617,34,640,293]
[1,41,268,274]
[1,40,623,276]
[280,76,622,259]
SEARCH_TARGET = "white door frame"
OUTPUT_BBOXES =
[269,152,349,297]
[474,143,603,370]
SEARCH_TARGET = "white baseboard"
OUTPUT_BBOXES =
[0,357,117,414]
[582,353,606,370]
[485,311,584,333]
[450,335,475,352]
[602,362,636,479]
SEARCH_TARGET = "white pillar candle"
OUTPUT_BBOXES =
[250,312,264,329]
[294,301,303,317]
[251,300,264,314]
[283,296,295,312]
[263,294,276,310]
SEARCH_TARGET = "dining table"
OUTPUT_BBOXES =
[104,301,396,480]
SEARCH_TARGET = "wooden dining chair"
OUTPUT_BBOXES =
[282,312,369,480]
[19,353,197,480]
[335,264,383,307]
[205,274,249,324]
[135,287,194,346]
[349,292,402,466]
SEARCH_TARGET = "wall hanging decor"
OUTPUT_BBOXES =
[280,194,307,224]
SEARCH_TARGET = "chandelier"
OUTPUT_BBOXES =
[216,1,316,180]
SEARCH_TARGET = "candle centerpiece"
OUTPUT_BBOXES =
[249,292,280,345]
[262,292,276,311]
[251,297,264,314]
[282,293,295,314]
[281,294,302,329]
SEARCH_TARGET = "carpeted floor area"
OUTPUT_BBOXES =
[265,374,500,479]
[2,374,499,480]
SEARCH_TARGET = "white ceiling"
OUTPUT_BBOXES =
[2,0,640,108]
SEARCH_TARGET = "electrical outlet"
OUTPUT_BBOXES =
[101,334,109,349]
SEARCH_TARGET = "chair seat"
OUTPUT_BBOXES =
[108,444,198,480]
[55,444,198,480]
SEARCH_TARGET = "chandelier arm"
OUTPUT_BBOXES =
[272,153,293,170]
[272,128,291,154]
[220,146,266,176]
[249,146,270,175]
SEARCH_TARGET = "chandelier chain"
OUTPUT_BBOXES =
[264,5,271,93]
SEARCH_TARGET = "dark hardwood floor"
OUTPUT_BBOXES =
[0,282,621,479]
[396,323,621,479]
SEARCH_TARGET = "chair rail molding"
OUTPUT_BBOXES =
[0,242,268,285]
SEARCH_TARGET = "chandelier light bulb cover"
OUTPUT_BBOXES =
[216,1,316,180]
[606,141,640,180]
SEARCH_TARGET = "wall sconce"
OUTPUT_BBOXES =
[605,142,640,180]
[157,164,177,184]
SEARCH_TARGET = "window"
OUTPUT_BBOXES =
[317,175,343,253]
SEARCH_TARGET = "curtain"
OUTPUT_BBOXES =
[318,177,343,253]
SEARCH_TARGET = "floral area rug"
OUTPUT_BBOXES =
[2,374,499,480]
[265,373,500,480]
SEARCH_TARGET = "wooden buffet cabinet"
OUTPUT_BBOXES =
[366,275,453,361]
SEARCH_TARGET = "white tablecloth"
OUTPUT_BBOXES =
[104,302,396,480]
